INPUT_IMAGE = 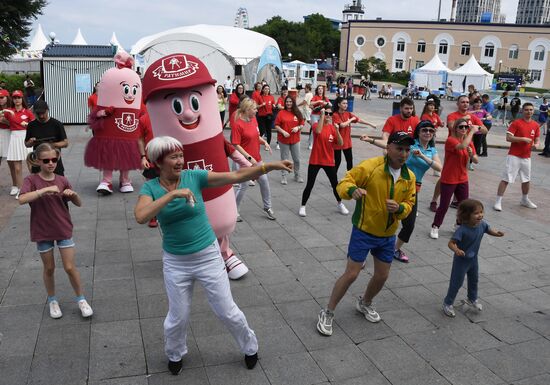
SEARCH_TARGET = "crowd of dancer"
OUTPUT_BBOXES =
[3,77,546,376]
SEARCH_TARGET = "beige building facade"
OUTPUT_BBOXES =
[339,20,550,89]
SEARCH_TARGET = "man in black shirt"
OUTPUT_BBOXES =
[25,100,68,175]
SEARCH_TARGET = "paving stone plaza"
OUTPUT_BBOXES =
[1,96,549,384]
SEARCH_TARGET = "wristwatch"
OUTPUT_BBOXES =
[247,156,252,161]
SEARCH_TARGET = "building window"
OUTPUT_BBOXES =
[534,46,545,61]
[461,42,470,56]
[417,41,426,53]
[530,70,542,82]
[355,35,365,47]
[396,39,405,52]
[395,59,404,70]
[375,36,386,48]
[484,43,495,57]
[438,40,448,55]
[415,60,424,69]
[509,45,519,59]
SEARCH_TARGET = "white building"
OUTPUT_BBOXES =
[516,0,550,24]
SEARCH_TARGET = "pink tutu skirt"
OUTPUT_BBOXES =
[84,137,141,171]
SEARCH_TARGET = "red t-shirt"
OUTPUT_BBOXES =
[228,92,241,118]
[252,91,261,106]
[332,111,358,150]
[311,95,330,116]
[20,174,73,242]
[5,108,35,131]
[139,113,153,146]
[276,97,285,109]
[382,114,419,137]
[446,111,483,136]
[310,123,337,166]
[257,94,275,116]
[88,93,98,111]
[440,136,476,184]
[274,110,303,145]
[508,119,540,158]
[231,117,262,162]
[421,112,443,128]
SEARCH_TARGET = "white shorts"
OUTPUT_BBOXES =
[501,155,531,183]
[0,129,10,157]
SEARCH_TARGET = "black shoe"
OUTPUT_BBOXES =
[479,153,488,157]
[245,353,258,369]
[450,201,459,209]
[168,359,183,375]
[538,152,549,157]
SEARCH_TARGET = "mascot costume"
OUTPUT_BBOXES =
[142,53,249,280]
[84,52,144,194]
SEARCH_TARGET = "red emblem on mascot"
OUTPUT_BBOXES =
[115,112,138,132]
[152,54,199,81]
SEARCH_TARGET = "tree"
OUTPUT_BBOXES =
[251,14,340,62]
[356,57,389,79]
[0,1,47,61]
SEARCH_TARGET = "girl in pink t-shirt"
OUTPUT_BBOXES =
[18,143,93,320]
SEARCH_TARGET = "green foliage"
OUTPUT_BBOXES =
[251,14,339,62]
[0,73,42,92]
[356,57,389,79]
[0,0,48,61]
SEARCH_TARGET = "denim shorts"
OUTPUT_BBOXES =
[36,239,75,253]
[347,226,395,264]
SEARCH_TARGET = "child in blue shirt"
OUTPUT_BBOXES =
[443,199,504,317]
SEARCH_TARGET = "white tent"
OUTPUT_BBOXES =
[110,32,122,52]
[130,24,283,91]
[411,54,450,90]
[447,55,494,92]
[71,28,87,45]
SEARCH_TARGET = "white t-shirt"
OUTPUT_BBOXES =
[389,166,401,183]
[224,79,232,89]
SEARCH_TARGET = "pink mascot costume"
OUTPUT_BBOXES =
[84,52,143,195]
[142,53,249,279]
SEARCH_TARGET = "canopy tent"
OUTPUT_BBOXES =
[71,28,88,45]
[130,24,283,91]
[447,55,494,92]
[411,54,451,90]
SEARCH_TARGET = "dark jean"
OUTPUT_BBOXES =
[444,255,479,305]
[542,127,550,154]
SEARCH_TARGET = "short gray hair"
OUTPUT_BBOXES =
[146,136,184,164]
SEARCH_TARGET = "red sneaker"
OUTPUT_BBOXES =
[394,249,409,263]
[148,217,158,228]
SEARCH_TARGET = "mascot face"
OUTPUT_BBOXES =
[142,53,219,144]
[97,67,141,109]
[146,83,219,143]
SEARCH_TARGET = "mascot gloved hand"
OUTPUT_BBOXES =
[142,53,248,279]
[84,51,144,195]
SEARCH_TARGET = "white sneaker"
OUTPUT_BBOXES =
[264,208,276,220]
[355,297,381,323]
[308,144,313,150]
[337,202,349,215]
[248,180,256,186]
[442,303,456,317]
[96,182,113,195]
[464,298,483,311]
[317,309,334,336]
[295,175,304,183]
[119,183,134,193]
[276,143,280,150]
[430,227,439,239]
[493,201,502,211]
[281,175,287,185]
[9,186,19,196]
[49,300,62,319]
[225,255,249,280]
[520,198,537,209]
[299,206,307,217]
[468,164,474,171]
[78,299,93,318]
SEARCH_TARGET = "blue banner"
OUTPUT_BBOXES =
[258,45,282,72]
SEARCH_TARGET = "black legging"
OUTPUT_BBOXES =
[257,115,272,144]
[398,187,419,243]
[334,148,353,172]
[301,164,341,205]
[220,111,225,127]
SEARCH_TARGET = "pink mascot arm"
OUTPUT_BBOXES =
[230,149,252,168]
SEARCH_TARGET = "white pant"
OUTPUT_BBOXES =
[162,242,258,361]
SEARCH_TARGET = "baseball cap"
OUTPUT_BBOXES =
[33,100,49,113]
[0,89,8,97]
[142,53,216,102]
[12,90,23,97]
[416,120,435,130]
[388,131,415,146]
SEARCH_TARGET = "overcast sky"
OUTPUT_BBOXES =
[31,0,520,49]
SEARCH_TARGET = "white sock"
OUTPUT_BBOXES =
[495,196,502,205]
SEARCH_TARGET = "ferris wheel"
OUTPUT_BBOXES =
[234,7,249,29]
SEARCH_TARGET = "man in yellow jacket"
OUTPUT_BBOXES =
[317,131,417,336]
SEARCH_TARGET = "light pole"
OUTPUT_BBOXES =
[287,53,292,62]
[498,59,502,73]
[49,32,56,45]
[408,56,412,72]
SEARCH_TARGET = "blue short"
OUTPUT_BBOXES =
[36,239,75,253]
[347,227,395,264]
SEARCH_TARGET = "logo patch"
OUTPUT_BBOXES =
[187,159,213,171]
[152,54,200,81]
[114,112,138,132]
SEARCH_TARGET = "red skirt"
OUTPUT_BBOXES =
[84,137,141,171]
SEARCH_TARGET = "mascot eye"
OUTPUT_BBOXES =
[171,97,184,115]
[189,95,200,112]
[132,85,138,96]
[122,84,130,95]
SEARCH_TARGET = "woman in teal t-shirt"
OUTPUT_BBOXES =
[134,136,292,375]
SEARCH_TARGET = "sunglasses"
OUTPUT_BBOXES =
[456,125,469,129]
[421,128,436,134]
[324,111,333,116]
[41,157,58,164]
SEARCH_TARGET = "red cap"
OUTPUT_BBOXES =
[142,53,215,102]
[0,89,9,97]
[12,90,23,97]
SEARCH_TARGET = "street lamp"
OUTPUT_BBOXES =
[49,32,56,45]
[498,59,503,73]
[408,56,412,72]
[287,53,292,62]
